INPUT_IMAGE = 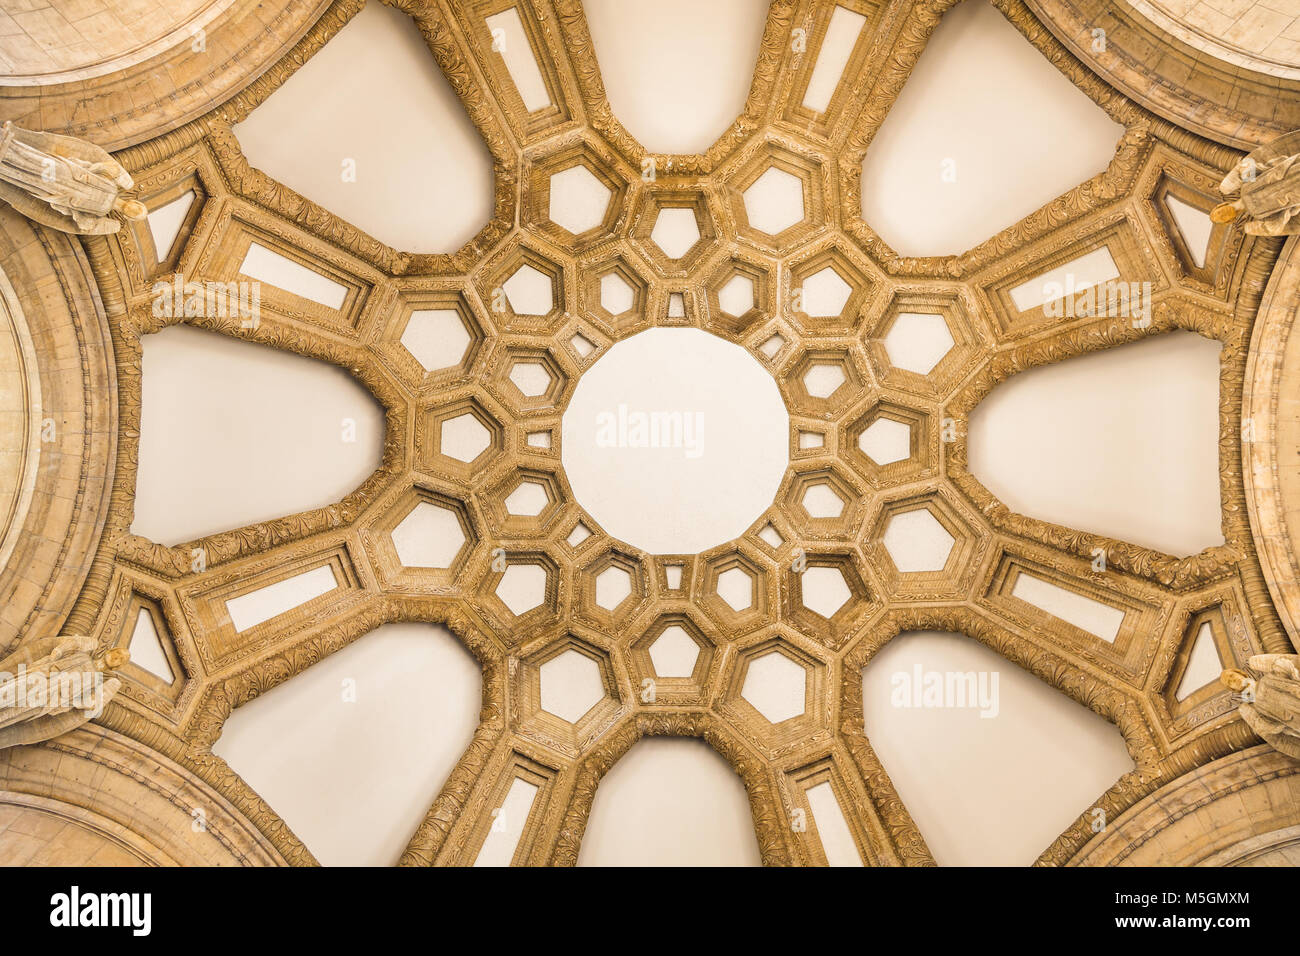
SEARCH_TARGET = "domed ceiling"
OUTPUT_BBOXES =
[0,0,1296,871]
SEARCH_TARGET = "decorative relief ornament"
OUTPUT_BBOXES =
[0,636,128,750]
[0,122,146,235]
[4,0,1291,866]
[1212,129,1300,236]
[1222,656,1300,761]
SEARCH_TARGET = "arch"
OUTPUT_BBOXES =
[581,0,769,156]
[0,207,115,653]
[211,621,481,866]
[968,331,1224,557]
[861,628,1135,865]
[0,725,285,866]
[576,736,761,866]
[0,0,341,152]
[133,324,386,546]
[1070,745,1300,866]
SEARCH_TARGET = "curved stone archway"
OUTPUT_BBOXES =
[1244,237,1300,649]
[0,206,116,654]
[1069,745,1300,866]
[0,0,338,152]
[0,725,287,866]
[1028,0,1300,149]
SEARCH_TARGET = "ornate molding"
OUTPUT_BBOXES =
[0,0,1290,866]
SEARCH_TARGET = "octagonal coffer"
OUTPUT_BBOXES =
[744,167,805,236]
[786,244,877,335]
[802,480,847,520]
[574,546,649,628]
[595,563,633,611]
[601,271,635,315]
[804,362,846,399]
[785,550,876,650]
[698,547,774,637]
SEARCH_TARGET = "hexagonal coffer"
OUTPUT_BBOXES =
[864,491,984,598]
[786,553,875,649]
[577,548,648,627]
[707,257,772,338]
[577,253,651,338]
[477,551,560,640]
[700,548,773,635]
[785,349,867,416]
[866,291,980,395]
[419,397,504,480]
[723,141,826,253]
[515,635,624,756]
[488,346,567,414]
[787,246,873,335]
[525,140,629,248]
[484,468,565,537]
[785,466,865,536]
[398,293,484,378]
[720,635,830,755]
[844,399,934,487]
[478,241,568,333]
[364,487,477,591]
